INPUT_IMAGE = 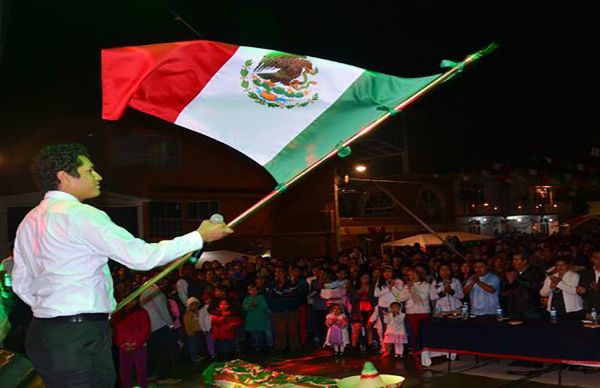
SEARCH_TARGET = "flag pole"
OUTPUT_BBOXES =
[115,43,497,312]
[226,43,499,227]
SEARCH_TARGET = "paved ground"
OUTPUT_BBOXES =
[147,348,600,387]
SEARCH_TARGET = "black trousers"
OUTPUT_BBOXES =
[25,318,116,388]
[147,326,169,379]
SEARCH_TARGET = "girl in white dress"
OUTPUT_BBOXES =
[383,302,408,358]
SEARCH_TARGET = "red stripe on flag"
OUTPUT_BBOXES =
[102,40,238,121]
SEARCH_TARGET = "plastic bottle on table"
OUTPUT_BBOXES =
[461,302,469,320]
[550,307,558,324]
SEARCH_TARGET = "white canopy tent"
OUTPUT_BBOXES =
[194,250,258,267]
[381,231,494,249]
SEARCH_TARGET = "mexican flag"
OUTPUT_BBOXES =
[102,40,441,184]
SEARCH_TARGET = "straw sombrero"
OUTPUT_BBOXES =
[337,362,404,388]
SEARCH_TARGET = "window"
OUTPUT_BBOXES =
[362,190,395,217]
[417,188,443,216]
[467,219,482,235]
[338,189,363,218]
[149,202,182,238]
[188,201,220,220]
[111,133,181,168]
[539,217,550,235]
[532,186,555,206]
[459,182,485,203]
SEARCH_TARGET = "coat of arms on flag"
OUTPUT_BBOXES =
[240,52,319,109]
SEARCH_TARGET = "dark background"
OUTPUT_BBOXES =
[0,0,598,175]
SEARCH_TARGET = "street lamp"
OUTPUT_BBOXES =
[354,164,367,173]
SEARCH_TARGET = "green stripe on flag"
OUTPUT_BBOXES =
[264,71,442,184]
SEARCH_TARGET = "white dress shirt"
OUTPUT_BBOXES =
[12,191,203,318]
[540,270,584,313]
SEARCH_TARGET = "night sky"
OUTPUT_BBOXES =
[0,0,598,174]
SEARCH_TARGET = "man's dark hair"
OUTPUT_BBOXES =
[513,253,529,262]
[32,143,90,191]
[554,256,571,266]
[473,259,488,266]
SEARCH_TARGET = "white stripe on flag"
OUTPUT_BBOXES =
[175,46,364,166]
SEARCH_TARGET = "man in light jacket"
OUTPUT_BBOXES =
[540,257,584,319]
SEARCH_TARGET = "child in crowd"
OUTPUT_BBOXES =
[211,299,242,360]
[383,302,407,358]
[324,303,349,356]
[242,284,269,353]
[199,293,216,358]
[114,299,151,388]
[182,297,203,362]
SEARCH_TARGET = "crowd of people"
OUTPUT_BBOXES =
[2,231,600,386]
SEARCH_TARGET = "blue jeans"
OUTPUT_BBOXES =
[187,332,202,360]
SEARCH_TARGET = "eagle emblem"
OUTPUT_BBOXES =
[240,51,319,109]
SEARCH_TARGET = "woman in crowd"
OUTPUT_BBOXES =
[349,272,375,353]
[430,263,464,315]
[374,266,408,348]
[404,267,431,353]
[459,261,473,286]
[310,268,333,346]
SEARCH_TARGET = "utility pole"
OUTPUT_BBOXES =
[401,115,410,174]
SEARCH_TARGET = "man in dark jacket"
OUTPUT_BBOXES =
[504,253,547,368]
[577,251,600,313]
[504,253,545,319]
[267,266,300,352]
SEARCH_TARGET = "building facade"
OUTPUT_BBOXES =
[454,175,571,236]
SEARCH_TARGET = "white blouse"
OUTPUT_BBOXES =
[405,281,431,314]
